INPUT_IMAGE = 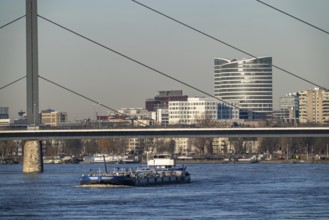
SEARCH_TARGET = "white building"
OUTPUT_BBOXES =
[168,97,239,125]
[117,107,151,120]
[151,108,169,126]
[168,97,220,125]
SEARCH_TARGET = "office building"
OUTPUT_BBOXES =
[278,92,299,122]
[168,97,220,125]
[214,57,273,119]
[41,109,67,126]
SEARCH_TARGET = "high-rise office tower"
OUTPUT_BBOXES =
[214,57,273,119]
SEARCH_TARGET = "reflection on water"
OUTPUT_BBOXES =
[0,163,329,219]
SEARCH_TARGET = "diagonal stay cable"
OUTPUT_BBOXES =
[0,15,25,30]
[132,0,327,90]
[256,0,329,36]
[0,76,26,90]
[39,75,148,126]
[38,14,235,107]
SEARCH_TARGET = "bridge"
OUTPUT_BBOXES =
[1,127,329,140]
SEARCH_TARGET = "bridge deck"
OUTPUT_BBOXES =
[0,127,328,140]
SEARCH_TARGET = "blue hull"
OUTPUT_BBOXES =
[80,175,135,186]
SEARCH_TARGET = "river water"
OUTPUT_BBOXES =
[0,163,328,219]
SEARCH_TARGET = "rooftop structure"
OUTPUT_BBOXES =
[145,90,188,112]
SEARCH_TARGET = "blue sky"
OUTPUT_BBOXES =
[1,0,329,120]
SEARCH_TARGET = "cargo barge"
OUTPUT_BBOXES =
[80,154,191,186]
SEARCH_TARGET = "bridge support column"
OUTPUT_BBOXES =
[23,140,43,173]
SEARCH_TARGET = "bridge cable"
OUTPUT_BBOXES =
[256,0,329,36]
[0,76,26,90]
[131,0,327,90]
[38,15,236,108]
[0,15,25,30]
[39,75,149,126]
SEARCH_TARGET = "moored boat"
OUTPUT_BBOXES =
[91,153,120,163]
[80,154,191,186]
[237,155,258,163]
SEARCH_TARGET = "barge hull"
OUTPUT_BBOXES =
[80,174,191,186]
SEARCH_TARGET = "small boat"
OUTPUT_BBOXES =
[237,155,258,163]
[80,154,191,186]
[91,153,120,163]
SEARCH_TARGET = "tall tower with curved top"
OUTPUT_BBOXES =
[214,57,273,119]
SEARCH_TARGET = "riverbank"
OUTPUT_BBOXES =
[176,159,329,164]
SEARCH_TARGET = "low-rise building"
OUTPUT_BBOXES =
[168,97,239,126]
[117,108,151,120]
[41,109,67,126]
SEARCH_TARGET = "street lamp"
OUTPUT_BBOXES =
[33,103,36,126]
[98,103,101,129]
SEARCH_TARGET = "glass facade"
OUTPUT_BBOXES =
[214,57,273,119]
[0,107,9,119]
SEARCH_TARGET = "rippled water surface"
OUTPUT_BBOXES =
[1,163,329,219]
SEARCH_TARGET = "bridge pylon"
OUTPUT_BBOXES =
[24,0,43,173]
[26,0,39,127]
[23,140,43,173]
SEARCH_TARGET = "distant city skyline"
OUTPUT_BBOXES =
[1,0,328,120]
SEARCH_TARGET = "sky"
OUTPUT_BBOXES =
[1,0,329,121]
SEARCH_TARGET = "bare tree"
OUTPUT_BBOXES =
[194,112,217,128]
[228,138,244,155]
[140,138,156,154]
[82,139,97,155]
[0,140,16,157]
[189,137,213,155]
[63,139,82,156]
[188,112,217,155]
[156,139,175,154]
[96,138,128,155]
[258,137,280,154]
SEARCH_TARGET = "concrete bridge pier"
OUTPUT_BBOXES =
[23,140,43,173]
